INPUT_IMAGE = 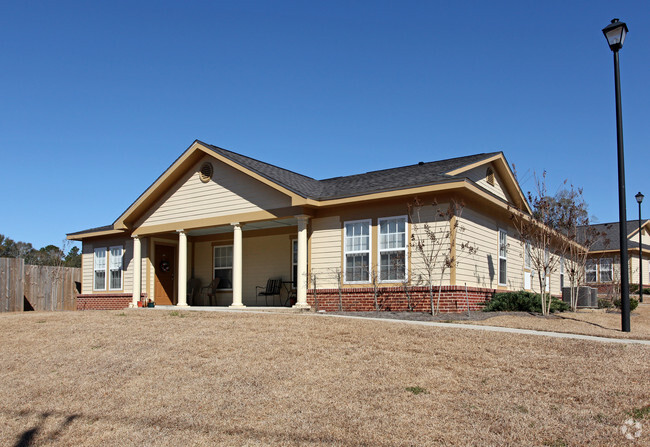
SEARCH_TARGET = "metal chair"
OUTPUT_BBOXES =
[201,278,220,306]
[187,278,202,306]
[255,278,283,306]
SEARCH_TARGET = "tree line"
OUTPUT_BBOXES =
[0,234,81,267]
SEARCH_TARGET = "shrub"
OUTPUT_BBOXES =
[483,291,568,313]
[599,297,640,312]
[613,298,639,312]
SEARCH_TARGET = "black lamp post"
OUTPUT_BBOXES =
[636,191,644,303]
[602,18,631,332]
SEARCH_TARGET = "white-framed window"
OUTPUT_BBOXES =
[586,259,597,283]
[291,239,298,288]
[94,248,107,291]
[498,229,507,285]
[560,257,565,289]
[544,248,550,292]
[599,258,613,283]
[213,245,233,289]
[378,216,407,282]
[109,246,123,290]
[344,219,371,283]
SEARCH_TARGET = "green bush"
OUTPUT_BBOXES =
[613,298,639,312]
[599,297,640,312]
[483,291,568,313]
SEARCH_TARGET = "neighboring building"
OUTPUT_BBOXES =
[581,220,650,296]
[67,140,565,311]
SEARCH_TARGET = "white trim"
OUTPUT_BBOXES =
[343,219,372,284]
[377,215,408,283]
[497,228,507,286]
[93,247,107,291]
[213,244,234,291]
[599,257,613,283]
[108,245,124,291]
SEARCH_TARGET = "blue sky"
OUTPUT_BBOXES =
[1,1,649,250]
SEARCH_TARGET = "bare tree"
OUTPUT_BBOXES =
[409,197,475,315]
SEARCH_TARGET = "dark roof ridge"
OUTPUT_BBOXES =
[198,140,318,182]
[319,151,502,183]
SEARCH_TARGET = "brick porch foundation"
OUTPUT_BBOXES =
[307,286,495,313]
[77,294,146,311]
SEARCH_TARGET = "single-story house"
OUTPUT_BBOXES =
[581,220,650,296]
[67,140,567,311]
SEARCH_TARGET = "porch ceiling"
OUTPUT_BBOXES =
[186,218,297,237]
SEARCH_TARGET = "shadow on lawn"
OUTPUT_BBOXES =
[14,411,79,447]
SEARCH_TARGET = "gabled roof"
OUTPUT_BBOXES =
[68,140,530,239]
[579,220,650,251]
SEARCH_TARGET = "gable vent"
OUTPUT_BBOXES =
[486,167,495,186]
[199,162,214,183]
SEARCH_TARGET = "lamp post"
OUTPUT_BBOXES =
[636,192,644,303]
[602,18,631,332]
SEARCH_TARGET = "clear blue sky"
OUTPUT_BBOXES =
[1,1,649,251]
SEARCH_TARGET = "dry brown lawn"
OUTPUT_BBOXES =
[464,303,650,341]
[1,309,649,446]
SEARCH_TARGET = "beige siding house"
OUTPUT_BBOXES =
[68,140,564,311]
[582,220,650,298]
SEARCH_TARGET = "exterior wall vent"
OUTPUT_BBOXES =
[486,167,495,186]
[199,162,213,183]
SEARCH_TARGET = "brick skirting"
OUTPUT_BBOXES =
[307,286,495,313]
[77,294,146,311]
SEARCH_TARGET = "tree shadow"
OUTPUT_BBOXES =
[13,411,79,447]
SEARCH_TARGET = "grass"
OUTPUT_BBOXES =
[0,309,648,446]
[466,303,650,340]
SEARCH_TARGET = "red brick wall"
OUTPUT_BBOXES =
[307,286,494,312]
[76,294,146,311]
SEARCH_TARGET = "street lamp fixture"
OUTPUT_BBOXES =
[603,18,628,51]
[636,191,644,303]
[602,18,631,332]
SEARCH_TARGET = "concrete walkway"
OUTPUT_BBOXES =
[150,305,650,346]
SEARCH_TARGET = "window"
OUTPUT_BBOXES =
[291,239,298,288]
[599,258,613,283]
[560,257,565,289]
[586,260,597,283]
[213,245,233,289]
[109,246,123,290]
[378,216,407,281]
[344,220,371,283]
[94,248,107,290]
[498,229,507,285]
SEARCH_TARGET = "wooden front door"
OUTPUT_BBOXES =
[154,244,175,305]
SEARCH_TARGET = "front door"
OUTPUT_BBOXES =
[154,244,175,305]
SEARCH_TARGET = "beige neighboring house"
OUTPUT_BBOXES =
[581,220,650,296]
[67,140,564,312]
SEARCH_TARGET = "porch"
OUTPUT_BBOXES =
[131,215,311,309]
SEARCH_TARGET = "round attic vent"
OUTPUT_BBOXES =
[199,162,213,183]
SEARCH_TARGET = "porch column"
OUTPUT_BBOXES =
[229,223,245,308]
[294,215,311,309]
[177,230,188,306]
[131,236,141,308]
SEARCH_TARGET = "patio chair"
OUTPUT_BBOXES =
[255,278,283,306]
[201,278,220,306]
[187,278,202,306]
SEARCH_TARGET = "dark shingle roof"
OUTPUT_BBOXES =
[70,142,506,237]
[579,220,650,251]
[201,141,500,200]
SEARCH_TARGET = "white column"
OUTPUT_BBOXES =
[177,230,188,307]
[131,236,141,308]
[229,223,245,308]
[294,215,311,309]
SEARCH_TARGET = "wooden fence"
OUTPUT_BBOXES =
[0,258,80,312]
